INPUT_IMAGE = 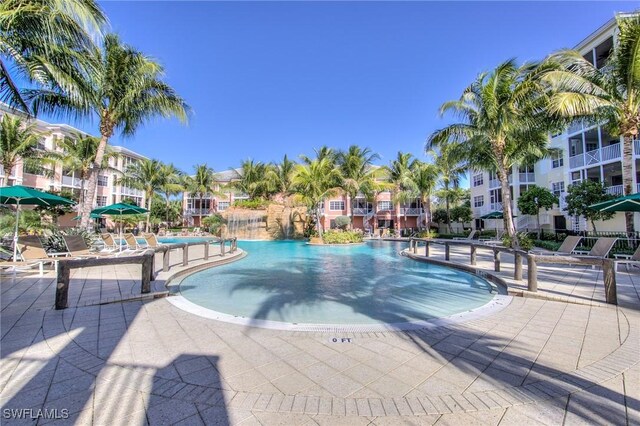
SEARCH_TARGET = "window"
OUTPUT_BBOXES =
[217,201,230,211]
[551,151,564,168]
[472,174,484,187]
[96,196,107,207]
[329,200,345,211]
[551,181,565,197]
[377,201,393,211]
[97,175,108,187]
[36,138,46,151]
[473,196,484,208]
[24,162,46,176]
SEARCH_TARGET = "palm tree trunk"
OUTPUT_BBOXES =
[498,168,517,243]
[622,135,634,235]
[349,194,354,230]
[80,134,109,230]
[145,192,152,232]
[316,207,323,236]
[165,194,170,225]
[425,196,431,229]
[3,161,14,186]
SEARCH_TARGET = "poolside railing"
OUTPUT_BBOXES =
[408,238,618,305]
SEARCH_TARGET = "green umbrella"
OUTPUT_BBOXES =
[588,192,640,212]
[91,203,149,251]
[480,211,503,219]
[0,185,75,260]
[72,213,103,220]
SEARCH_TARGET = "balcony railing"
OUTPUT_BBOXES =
[518,172,535,183]
[121,186,144,197]
[61,175,84,188]
[488,175,512,189]
[352,207,373,215]
[489,202,503,212]
[634,139,640,156]
[605,185,624,196]
[399,208,422,215]
[569,144,622,169]
[185,208,210,215]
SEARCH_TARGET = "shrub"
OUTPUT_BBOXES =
[322,229,363,244]
[232,199,268,209]
[202,214,226,235]
[533,240,561,251]
[502,232,534,251]
[44,228,93,253]
[334,216,351,230]
[417,230,438,239]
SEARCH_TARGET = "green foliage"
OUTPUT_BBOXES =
[432,208,448,224]
[232,199,269,210]
[34,189,78,218]
[202,214,226,236]
[518,186,558,215]
[564,180,615,232]
[533,240,562,251]
[322,229,364,244]
[503,232,534,251]
[450,204,472,223]
[416,230,438,239]
[44,228,93,253]
[334,216,351,230]
[0,208,50,237]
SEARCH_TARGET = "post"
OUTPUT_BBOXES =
[527,254,537,292]
[233,238,237,252]
[163,247,170,272]
[204,242,209,260]
[55,262,70,310]
[149,251,156,282]
[141,252,152,294]
[493,248,501,272]
[182,244,188,266]
[514,252,522,281]
[220,240,226,256]
[412,239,417,254]
[470,245,477,266]
[444,242,450,261]
[425,240,430,257]
[603,259,617,304]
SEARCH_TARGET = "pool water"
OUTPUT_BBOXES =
[178,240,496,326]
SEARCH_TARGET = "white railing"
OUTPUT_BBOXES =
[569,154,585,169]
[352,207,373,215]
[601,144,621,162]
[489,202,503,212]
[185,208,210,215]
[585,148,600,165]
[570,144,622,169]
[489,175,512,188]
[605,185,624,196]
[121,186,144,197]
[518,172,535,183]
[634,139,640,156]
[61,175,83,187]
[399,208,422,215]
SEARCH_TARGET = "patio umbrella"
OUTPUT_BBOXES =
[588,192,640,212]
[0,185,75,261]
[480,211,503,219]
[91,203,149,251]
[72,213,103,220]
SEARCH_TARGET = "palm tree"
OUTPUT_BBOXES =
[541,13,640,234]
[0,0,106,112]
[0,114,57,185]
[301,146,336,166]
[428,60,556,243]
[232,159,270,200]
[385,152,416,232]
[56,133,119,212]
[292,157,342,236]
[27,33,189,230]
[337,145,380,228]
[185,164,217,224]
[409,160,439,230]
[266,154,296,198]
[432,144,467,233]
[157,163,184,224]
[119,159,162,232]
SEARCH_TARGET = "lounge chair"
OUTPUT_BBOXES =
[123,233,145,251]
[100,233,119,252]
[614,244,640,269]
[574,237,617,258]
[0,236,59,276]
[142,233,164,248]
[62,235,113,258]
[479,231,504,244]
[531,235,582,255]
[453,230,477,240]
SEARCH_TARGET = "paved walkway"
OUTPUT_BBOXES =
[0,242,639,425]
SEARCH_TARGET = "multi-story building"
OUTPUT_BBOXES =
[470,16,636,234]
[0,103,148,226]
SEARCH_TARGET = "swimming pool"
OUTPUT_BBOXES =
[175,240,503,329]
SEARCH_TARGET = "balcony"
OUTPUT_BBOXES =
[121,186,144,197]
[569,144,622,169]
[605,185,624,196]
[399,208,422,216]
[352,207,373,216]
[488,175,512,189]
[61,175,84,188]
[489,202,503,212]
[185,208,210,216]
[518,172,535,183]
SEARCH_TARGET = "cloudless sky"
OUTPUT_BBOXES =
[47,1,632,180]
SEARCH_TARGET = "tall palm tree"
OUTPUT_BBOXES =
[292,157,342,236]
[301,146,336,166]
[428,60,556,243]
[337,145,380,228]
[266,154,296,198]
[0,114,56,185]
[0,0,106,112]
[186,164,217,224]
[157,163,184,224]
[232,159,270,200]
[409,160,439,229]
[119,158,162,232]
[541,13,640,234]
[56,133,119,211]
[432,144,467,233]
[27,33,189,230]
[385,152,416,232]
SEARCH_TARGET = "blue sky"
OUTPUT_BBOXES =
[52,1,631,176]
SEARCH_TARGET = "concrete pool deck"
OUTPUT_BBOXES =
[1,243,639,425]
